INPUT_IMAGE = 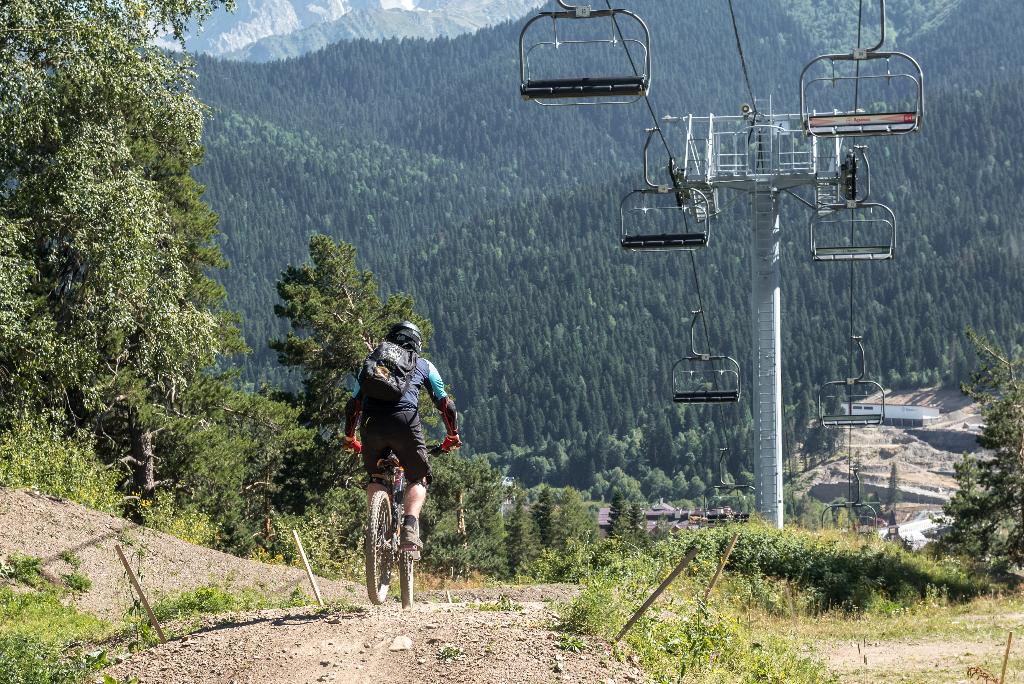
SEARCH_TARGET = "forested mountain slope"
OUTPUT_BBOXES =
[194,0,1024,500]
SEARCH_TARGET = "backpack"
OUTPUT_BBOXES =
[358,341,418,402]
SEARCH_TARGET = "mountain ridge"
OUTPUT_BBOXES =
[168,0,542,61]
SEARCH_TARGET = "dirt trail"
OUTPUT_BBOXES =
[820,636,1019,684]
[105,601,639,684]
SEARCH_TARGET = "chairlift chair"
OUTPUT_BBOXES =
[820,468,879,531]
[519,1,651,106]
[829,146,872,208]
[799,0,923,137]
[810,201,895,261]
[672,310,740,404]
[818,337,885,427]
[702,448,755,514]
[619,186,713,251]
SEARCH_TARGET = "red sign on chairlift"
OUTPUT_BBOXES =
[809,112,916,127]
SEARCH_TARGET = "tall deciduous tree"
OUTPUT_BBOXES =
[0,0,238,498]
[943,330,1024,569]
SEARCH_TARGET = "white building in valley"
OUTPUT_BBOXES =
[846,402,940,428]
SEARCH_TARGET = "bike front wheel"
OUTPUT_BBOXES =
[399,550,414,609]
[365,490,394,605]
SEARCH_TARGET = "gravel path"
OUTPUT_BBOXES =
[105,601,640,684]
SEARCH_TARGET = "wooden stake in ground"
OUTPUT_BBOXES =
[115,544,166,644]
[615,547,700,643]
[1000,631,1013,684]
[701,532,740,603]
[291,529,324,606]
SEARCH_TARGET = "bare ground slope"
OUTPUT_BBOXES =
[800,387,986,513]
[0,488,361,619]
[105,601,639,684]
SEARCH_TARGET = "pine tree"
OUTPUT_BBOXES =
[627,502,647,538]
[532,485,556,549]
[943,330,1024,568]
[554,487,598,549]
[504,490,540,576]
[422,453,508,578]
[607,490,626,538]
[886,462,901,508]
[271,234,431,468]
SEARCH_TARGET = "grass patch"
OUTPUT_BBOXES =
[556,633,587,653]
[0,587,113,645]
[58,550,82,569]
[531,524,989,611]
[63,571,92,593]
[436,644,465,663]
[151,584,309,624]
[476,594,523,612]
[544,526,999,684]
[0,587,116,684]
[1,553,46,588]
[556,578,838,684]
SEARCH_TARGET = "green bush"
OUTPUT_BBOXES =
[139,495,220,547]
[151,585,280,622]
[553,549,839,684]
[532,524,987,611]
[1,553,45,587]
[0,635,83,684]
[0,420,120,512]
[62,572,92,593]
[264,486,364,580]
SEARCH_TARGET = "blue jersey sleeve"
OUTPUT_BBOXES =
[424,360,447,402]
[351,377,361,397]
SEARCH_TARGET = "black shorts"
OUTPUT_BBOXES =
[361,410,431,485]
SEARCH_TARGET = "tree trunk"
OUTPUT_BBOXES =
[128,410,158,500]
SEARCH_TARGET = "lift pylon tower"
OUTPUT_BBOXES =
[669,102,845,528]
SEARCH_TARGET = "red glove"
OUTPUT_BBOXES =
[341,436,362,454]
[441,433,462,453]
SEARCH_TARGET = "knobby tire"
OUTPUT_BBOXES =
[399,550,414,609]
[365,490,393,605]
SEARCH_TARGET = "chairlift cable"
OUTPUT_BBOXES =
[689,251,712,352]
[602,0,717,351]
[602,0,675,163]
[727,0,757,114]
[845,0,866,514]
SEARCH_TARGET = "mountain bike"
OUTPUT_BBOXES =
[364,445,442,608]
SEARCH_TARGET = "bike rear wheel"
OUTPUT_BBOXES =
[399,550,414,609]
[365,490,394,605]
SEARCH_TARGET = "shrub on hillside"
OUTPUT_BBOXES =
[0,635,83,684]
[264,486,365,580]
[0,421,120,512]
[139,495,220,547]
[0,588,112,684]
[530,524,987,611]
[553,551,839,684]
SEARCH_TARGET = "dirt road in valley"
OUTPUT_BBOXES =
[104,600,640,684]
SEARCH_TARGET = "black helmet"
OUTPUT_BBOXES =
[386,320,422,352]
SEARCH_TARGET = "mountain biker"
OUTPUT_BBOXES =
[341,321,461,554]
